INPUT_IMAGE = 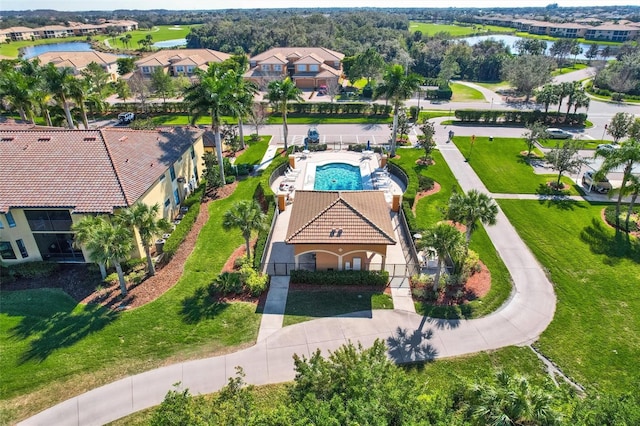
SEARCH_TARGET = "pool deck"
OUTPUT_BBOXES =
[271,150,405,204]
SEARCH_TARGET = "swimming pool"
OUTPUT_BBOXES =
[314,163,363,191]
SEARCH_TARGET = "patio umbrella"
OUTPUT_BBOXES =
[367,140,371,150]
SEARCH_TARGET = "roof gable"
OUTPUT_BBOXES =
[286,191,396,245]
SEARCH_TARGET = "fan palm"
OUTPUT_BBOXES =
[185,63,234,183]
[115,203,171,276]
[226,68,257,150]
[72,216,134,296]
[596,138,640,229]
[0,68,35,123]
[419,223,465,292]
[447,189,499,246]
[72,215,108,279]
[222,200,267,260]
[266,77,303,151]
[374,64,422,157]
[43,63,76,129]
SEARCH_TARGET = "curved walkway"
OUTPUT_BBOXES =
[20,128,556,426]
[454,81,504,106]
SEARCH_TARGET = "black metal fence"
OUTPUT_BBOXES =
[264,262,421,277]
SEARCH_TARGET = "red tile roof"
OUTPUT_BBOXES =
[0,127,203,214]
[286,191,396,245]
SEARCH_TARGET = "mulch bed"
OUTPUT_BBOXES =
[413,261,491,306]
[600,207,640,238]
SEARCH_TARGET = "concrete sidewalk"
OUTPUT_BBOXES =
[20,124,557,426]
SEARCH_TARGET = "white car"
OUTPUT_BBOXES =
[547,128,573,139]
[596,144,618,155]
[118,112,135,124]
[582,170,612,193]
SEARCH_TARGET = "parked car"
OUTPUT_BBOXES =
[547,128,573,139]
[118,112,135,124]
[596,144,618,155]
[582,170,612,193]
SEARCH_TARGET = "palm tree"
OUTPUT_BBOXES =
[571,90,590,115]
[185,63,234,183]
[69,78,90,129]
[419,223,465,292]
[0,69,35,123]
[447,189,498,246]
[226,68,257,150]
[535,84,559,114]
[555,82,574,116]
[597,139,640,229]
[72,215,108,279]
[222,200,267,260]
[43,63,76,129]
[72,216,134,296]
[462,370,562,426]
[266,77,303,151]
[115,203,171,277]
[374,64,422,157]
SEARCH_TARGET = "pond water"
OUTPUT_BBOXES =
[461,34,617,60]
[153,39,187,48]
[21,42,94,59]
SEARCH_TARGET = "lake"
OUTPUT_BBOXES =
[153,39,187,48]
[461,34,617,60]
[21,42,94,59]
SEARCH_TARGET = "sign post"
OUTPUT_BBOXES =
[467,134,476,162]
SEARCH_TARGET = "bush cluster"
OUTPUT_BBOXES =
[209,262,269,297]
[290,269,389,286]
[604,205,639,233]
[284,102,393,116]
[455,109,588,126]
[0,261,59,282]
[418,175,435,192]
[235,163,253,176]
[163,186,204,259]
[347,144,384,153]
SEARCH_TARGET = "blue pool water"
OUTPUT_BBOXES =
[314,163,363,191]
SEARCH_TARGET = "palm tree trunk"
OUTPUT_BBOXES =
[145,245,156,276]
[615,165,632,228]
[432,258,442,292]
[238,116,245,150]
[282,105,289,151]
[244,236,251,260]
[98,263,107,280]
[465,223,472,245]
[18,108,27,122]
[115,261,127,296]
[214,123,226,184]
[43,108,53,127]
[390,104,399,157]
[81,107,89,129]
[624,192,638,232]
[61,95,75,129]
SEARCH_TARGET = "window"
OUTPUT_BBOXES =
[298,64,307,72]
[262,64,271,71]
[190,146,195,159]
[159,173,166,182]
[187,66,195,73]
[164,198,171,208]
[175,65,184,73]
[173,189,180,205]
[169,165,176,181]
[274,64,282,71]
[24,210,72,231]
[309,64,319,72]
[5,212,16,227]
[0,241,16,260]
[0,217,3,229]
[16,239,28,258]
[142,66,151,74]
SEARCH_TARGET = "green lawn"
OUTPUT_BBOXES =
[234,136,271,166]
[418,110,455,121]
[475,81,511,91]
[103,25,199,50]
[267,114,392,125]
[450,82,486,102]
[0,180,263,424]
[392,148,512,319]
[499,200,640,392]
[283,289,393,326]
[537,138,601,150]
[409,22,515,37]
[551,63,588,77]
[453,136,580,195]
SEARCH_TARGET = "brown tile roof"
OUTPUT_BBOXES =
[36,51,121,68]
[250,47,344,63]
[135,49,230,68]
[0,127,203,214]
[286,191,396,245]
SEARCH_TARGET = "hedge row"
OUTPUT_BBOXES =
[389,161,418,207]
[455,109,588,126]
[287,102,393,116]
[290,269,389,286]
[402,201,420,235]
[0,261,60,283]
[162,186,204,259]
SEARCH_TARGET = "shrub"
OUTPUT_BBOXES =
[104,272,119,285]
[122,257,146,273]
[163,186,204,259]
[225,175,236,184]
[235,163,253,176]
[412,287,438,301]
[611,92,624,102]
[307,144,327,152]
[604,205,639,232]
[290,270,389,286]
[0,261,59,280]
[402,201,419,234]
[234,255,250,270]
[211,272,243,295]
[418,175,435,192]
[347,144,384,153]
[127,270,146,285]
[463,250,482,275]
[249,133,260,142]
[239,264,269,296]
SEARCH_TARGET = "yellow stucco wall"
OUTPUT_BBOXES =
[293,243,389,271]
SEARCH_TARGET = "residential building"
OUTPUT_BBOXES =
[285,190,396,271]
[35,51,122,82]
[0,126,205,264]
[584,25,639,42]
[1,20,139,42]
[134,49,231,78]
[245,47,344,90]
[38,25,75,39]
[0,30,8,44]
[4,26,40,41]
